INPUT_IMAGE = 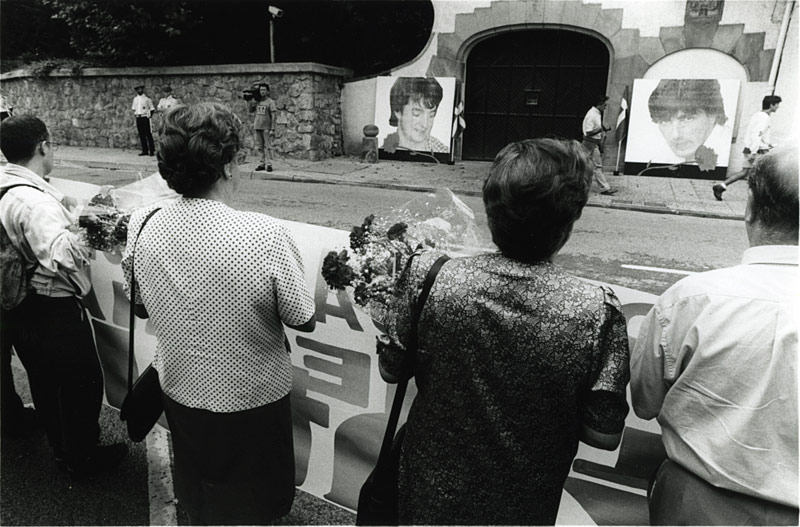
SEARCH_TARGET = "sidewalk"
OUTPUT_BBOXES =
[55,145,746,221]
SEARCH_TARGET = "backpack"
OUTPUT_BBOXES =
[0,184,41,310]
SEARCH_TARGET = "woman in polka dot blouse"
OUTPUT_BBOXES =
[121,102,316,525]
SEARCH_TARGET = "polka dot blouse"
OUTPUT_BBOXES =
[121,198,315,413]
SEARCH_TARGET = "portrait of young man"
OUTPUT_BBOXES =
[375,76,455,163]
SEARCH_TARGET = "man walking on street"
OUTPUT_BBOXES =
[713,95,781,201]
[582,95,617,195]
[632,146,798,525]
[249,83,277,172]
[0,115,127,478]
[132,84,155,156]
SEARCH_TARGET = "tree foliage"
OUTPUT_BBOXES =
[1,0,434,77]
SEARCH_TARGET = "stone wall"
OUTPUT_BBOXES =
[0,63,351,161]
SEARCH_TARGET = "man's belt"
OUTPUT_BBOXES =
[582,136,602,146]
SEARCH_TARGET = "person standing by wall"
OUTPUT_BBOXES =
[582,95,617,196]
[248,83,277,172]
[0,115,127,478]
[132,84,155,156]
[713,95,782,201]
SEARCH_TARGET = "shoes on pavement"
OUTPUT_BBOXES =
[255,164,266,171]
[712,184,725,201]
[148,152,155,156]
[137,152,148,156]
[58,443,128,480]
[267,164,273,172]
[1,407,41,438]
[600,189,618,196]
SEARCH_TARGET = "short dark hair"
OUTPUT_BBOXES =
[259,83,270,91]
[0,114,48,164]
[157,103,242,197]
[748,146,798,237]
[389,77,443,127]
[595,95,609,107]
[482,138,592,263]
[648,79,728,126]
[762,95,782,110]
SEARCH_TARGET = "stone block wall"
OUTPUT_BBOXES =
[0,63,351,161]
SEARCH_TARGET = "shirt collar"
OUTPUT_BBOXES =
[741,245,798,266]
[1,163,65,202]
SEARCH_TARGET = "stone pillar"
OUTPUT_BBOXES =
[361,124,379,163]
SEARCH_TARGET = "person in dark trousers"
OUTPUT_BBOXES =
[713,95,782,201]
[132,85,155,156]
[0,115,127,478]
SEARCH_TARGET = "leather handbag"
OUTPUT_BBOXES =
[356,254,450,526]
[119,208,162,443]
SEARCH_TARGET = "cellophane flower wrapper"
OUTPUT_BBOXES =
[72,173,179,253]
[321,188,491,326]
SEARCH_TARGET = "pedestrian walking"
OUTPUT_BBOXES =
[0,115,127,478]
[248,83,277,172]
[582,95,617,195]
[633,146,798,524]
[132,84,155,156]
[378,138,630,524]
[122,102,315,525]
[713,95,782,200]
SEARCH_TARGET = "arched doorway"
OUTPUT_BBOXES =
[462,29,610,160]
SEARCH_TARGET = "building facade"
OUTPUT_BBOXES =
[342,0,797,176]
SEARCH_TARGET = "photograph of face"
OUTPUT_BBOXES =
[375,76,456,159]
[625,78,739,167]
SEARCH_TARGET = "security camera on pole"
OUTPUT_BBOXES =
[268,5,284,63]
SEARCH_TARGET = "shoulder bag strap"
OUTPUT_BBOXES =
[376,254,451,465]
[127,208,161,393]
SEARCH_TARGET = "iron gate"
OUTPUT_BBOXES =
[463,29,610,160]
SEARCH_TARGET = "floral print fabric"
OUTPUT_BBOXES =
[380,251,630,525]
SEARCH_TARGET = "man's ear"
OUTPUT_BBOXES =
[37,141,47,157]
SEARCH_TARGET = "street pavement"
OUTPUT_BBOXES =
[52,145,748,221]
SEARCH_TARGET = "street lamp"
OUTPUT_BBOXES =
[268,5,284,63]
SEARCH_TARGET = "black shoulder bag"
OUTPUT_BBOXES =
[356,254,450,526]
[119,208,162,443]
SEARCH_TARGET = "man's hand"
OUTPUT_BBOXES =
[603,124,611,132]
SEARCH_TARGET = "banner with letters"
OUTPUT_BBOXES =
[51,177,664,525]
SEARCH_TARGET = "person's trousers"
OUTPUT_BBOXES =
[136,116,155,154]
[648,458,799,525]
[583,142,611,191]
[163,392,295,525]
[254,128,273,165]
[8,294,103,462]
[0,307,26,429]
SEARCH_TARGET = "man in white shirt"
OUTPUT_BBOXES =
[0,115,127,478]
[581,95,617,195]
[132,84,155,156]
[632,145,798,524]
[713,95,781,200]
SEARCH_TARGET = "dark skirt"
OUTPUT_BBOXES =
[162,392,295,525]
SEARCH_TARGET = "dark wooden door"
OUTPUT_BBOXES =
[462,30,609,160]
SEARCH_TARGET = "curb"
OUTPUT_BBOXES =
[57,158,743,222]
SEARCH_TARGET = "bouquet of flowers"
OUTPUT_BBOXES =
[72,173,180,253]
[321,188,490,324]
[75,188,131,253]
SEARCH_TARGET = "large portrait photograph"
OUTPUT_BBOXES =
[624,78,740,179]
[375,76,456,163]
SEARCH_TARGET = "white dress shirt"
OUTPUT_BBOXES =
[632,245,798,507]
[744,111,772,152]
[122,198,315,413]
[132,94,154,117]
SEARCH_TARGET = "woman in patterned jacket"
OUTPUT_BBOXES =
[122,102,315,525]
[379,138,630,525]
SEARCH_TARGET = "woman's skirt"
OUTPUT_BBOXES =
[162,392,295,525]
